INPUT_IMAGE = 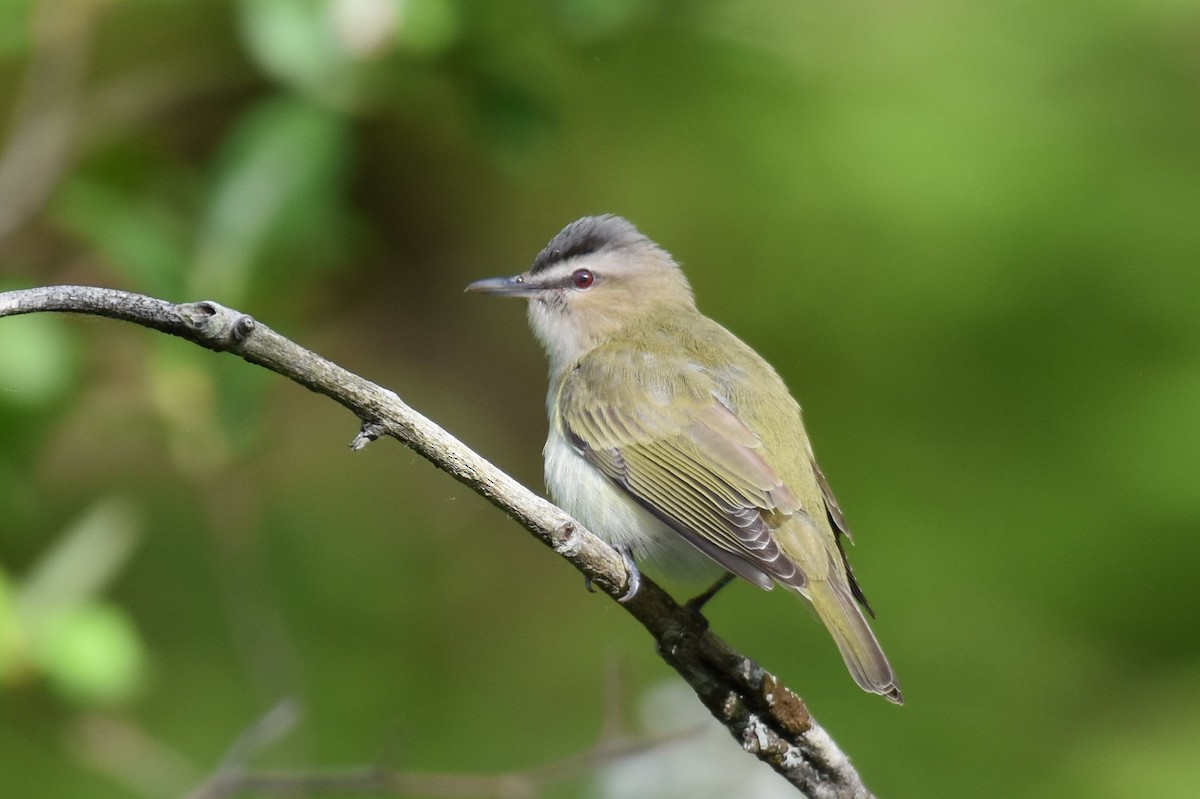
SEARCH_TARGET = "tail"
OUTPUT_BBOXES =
[806,578,903,704]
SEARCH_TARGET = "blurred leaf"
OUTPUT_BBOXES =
[393,0,461,56]
[17,498,143,625]
[239,0,338,85]
[189,95,352,303]
[51,163,193,297]
[329,0,400,58]
[34,603,144,706]
[0,309,79,409]
[239,0,376,101]
[3,500,146,706]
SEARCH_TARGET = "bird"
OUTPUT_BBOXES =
[466,214,901,703]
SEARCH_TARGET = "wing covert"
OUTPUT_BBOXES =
[559,354,809,589]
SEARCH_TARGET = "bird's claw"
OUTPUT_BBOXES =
[616,545,641,603]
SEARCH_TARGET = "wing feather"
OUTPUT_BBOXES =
[559,355,809,589]
[808,444,875,614]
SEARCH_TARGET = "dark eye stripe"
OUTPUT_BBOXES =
[530,217,619,274]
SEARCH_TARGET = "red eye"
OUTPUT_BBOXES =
[571,269,595,288]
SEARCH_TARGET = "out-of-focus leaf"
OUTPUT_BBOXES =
[330,0,396,58]
[4,501,146,706]
[0,310,79,409]
[239,0,336,84]
[393,0,461,56]
[189,95,351,303]
[52,171,192,297]
[17,498,143,625]
[239,0,367,100]
[34,603,144,706]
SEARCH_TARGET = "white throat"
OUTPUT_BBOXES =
[526,295,593,378]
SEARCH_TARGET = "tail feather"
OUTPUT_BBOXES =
[806,578,903,704]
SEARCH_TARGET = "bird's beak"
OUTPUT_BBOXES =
[464,274,540,298]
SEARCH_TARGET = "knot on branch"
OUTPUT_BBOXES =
[178,301,257,349]
[551,521,581,556]
[759,673,811,735]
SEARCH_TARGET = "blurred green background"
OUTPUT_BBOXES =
[2,1,1199,797]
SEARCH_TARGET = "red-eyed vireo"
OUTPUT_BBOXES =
[467,215,901,703]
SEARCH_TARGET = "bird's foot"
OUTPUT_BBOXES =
[581,545,640,600]
[615,544,641,603]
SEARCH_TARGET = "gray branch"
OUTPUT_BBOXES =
[0,285,876,798]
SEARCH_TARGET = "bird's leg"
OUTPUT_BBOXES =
[615,544,641,603]
[582,544,641,601]
[685,572,736,614]
[661,573,734,657]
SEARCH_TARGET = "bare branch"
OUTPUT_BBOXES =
[0,286,878,798]
[73,698,705,799]
[186,730,705,799]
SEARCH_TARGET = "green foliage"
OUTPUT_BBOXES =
[0,0,37,56]
[0,310,78,409]
[1,0,1198,797]
[31,601,143,705]
[54,152,195,297]
[0,500,145,706]
[190,95,352,302]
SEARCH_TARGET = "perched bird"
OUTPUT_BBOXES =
[467,215,901,703]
